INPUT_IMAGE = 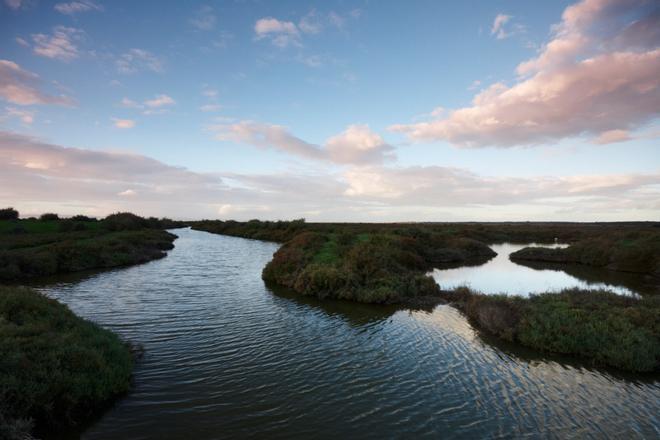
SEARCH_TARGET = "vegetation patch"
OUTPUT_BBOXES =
[510,231,660,277]
[261,228,495,304]
[443,288,660,372]
[0,286,134,439]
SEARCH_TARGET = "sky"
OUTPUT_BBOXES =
[0,0,658,221]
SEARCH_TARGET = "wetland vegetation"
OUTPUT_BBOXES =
[194,219,660,372]
[0,210,179,439]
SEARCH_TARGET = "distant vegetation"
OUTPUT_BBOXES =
[511,231,660,278]
[0,286,134,439]
[195,219,660,371]
[0,209,181,281]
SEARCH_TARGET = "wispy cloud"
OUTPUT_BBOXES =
[3,129,657,221]
[210,121,394,165]
[119,94,175,115]
[189,5,216,30]
[491,13,526,40]
[116,49,163,74]
[254,10,361,48]
[4,0,25,10]
[0,59,74,106]
[200,104,222,112]
[3,106,35,124]
[144,94,175,108]
[112,118,135,129]
[391,0,660,148]
[54,0,102,15]
[254,17,301,48]
[31,26,83,61]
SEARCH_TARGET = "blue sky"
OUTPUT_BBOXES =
[1,0,659,220]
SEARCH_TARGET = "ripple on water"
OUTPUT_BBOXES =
[38,228,660,440]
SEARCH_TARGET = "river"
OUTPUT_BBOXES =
[38,228,660,439]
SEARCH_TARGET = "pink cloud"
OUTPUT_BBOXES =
[209,121,393,165]
[0,59,74,106]
[391,0,660,147]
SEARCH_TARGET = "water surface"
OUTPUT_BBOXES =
[431,242,648,296]
[39,229,660,439]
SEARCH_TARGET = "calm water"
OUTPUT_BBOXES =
[431,243,650,297]
[38,229,659,439]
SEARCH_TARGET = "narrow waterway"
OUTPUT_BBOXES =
[39,228,660,439]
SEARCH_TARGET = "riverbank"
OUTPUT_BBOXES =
[0,286,134,440]
[0,211,180,439]
[195,220,660,372]
[0,212,178,281]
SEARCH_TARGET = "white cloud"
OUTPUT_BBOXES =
[32,26,83,61]
[54,0,102,15]
[112,118,135,129]
[144,94,175,108]
[255,11,361,48]
[190,5,216,30]
[254,17,301,48]
[392,0,660,148]
[491,14,510,39]
[116,49,163,74]
[0,59,74,106]
[210,121,394,165]
[118,94,175,115]
[117,189,137,197]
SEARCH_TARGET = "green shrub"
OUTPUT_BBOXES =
[39,213,59,221]
[0,207,19,220]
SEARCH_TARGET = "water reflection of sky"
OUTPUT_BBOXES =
[431,243,638,297]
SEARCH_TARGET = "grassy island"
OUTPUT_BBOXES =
[0,286,133,439]
[0,212,179,281]
[194,219,660,372]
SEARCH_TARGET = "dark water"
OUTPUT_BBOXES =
[39,228,660,439]
[431,242,651,297]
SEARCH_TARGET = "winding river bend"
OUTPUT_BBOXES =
[38,228,659,439]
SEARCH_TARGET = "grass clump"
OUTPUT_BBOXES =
[0,286,133,439]
[445,288,660,372]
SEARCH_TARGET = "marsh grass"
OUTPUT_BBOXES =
[0,286,133,439]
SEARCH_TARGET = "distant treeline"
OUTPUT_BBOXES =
[192,218,660,244]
